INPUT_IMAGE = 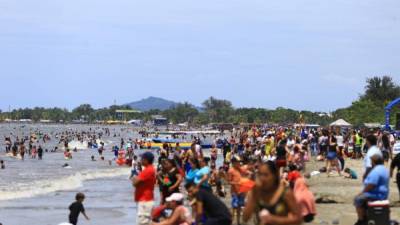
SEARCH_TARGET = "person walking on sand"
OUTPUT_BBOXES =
[68,193,90,225]
[326,136,341,177]
[228,156,247,225]
[132,152,156,225]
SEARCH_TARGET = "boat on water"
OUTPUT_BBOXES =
[142,130,221,149]
[153,130,221,135]
[140,138,213,150]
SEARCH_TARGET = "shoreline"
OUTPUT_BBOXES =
[2,159,400,225]
[0,174,139,225]
[1,123,400,225]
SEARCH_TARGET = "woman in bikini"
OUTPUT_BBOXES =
[243,161,302,225]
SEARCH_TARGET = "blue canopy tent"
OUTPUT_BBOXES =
[384,98,400,130]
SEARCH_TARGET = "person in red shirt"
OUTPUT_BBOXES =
[132,151,156,225]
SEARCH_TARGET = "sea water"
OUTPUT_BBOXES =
[0,124,156,225]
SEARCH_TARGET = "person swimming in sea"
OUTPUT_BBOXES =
[62,163,72,169]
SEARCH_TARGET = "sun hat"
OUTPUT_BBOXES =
[166,193,184,202]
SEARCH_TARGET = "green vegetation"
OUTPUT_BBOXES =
[1,76,399,126]
[333,76,400,126]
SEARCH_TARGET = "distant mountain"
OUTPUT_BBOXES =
[125,97,179,111]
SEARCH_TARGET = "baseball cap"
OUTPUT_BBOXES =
[166,193,184,202]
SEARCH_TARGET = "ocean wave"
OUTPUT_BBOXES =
[61,139,112,150]
[0,167,130,201]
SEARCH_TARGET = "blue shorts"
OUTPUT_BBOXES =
[231,193,245,208]
[327,151,337,160]
[354,193,376,208]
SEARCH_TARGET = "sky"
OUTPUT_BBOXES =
[0,0,399,112]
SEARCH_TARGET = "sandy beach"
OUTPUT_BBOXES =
[306,159,400,225]
[1,0,399,223]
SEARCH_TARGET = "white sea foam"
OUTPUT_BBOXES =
[64,140,88,150]
[61,139,112,150]
[0,168,130,201]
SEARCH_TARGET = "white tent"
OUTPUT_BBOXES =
[330,119,352,127]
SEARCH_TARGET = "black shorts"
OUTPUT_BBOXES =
[205,218,231,225]
[382,151,389,161]
[304,214,315,223]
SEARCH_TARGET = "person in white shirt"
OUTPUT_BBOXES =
[336,133,344,148]
[363,134,382,180]
[287,136,295,151]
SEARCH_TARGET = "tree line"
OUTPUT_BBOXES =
[1,76,399,126]
[332,76,400,126]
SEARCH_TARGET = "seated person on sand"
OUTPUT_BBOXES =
[151,193,192,225]
[353,154,389,225]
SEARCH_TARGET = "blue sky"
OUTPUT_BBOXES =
[0,0,399,112]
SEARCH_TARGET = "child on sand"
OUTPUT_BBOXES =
[344,168,358,179]
[68,193,89,225]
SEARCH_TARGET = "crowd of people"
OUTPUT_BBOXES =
[3,127,111,157]
[129,125,399,225]
[1,124,400,225]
